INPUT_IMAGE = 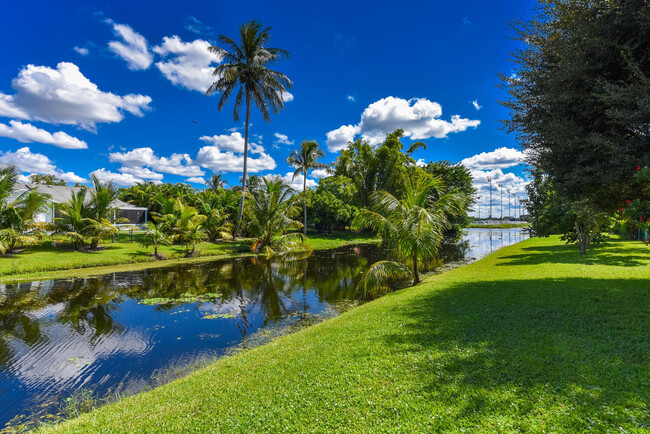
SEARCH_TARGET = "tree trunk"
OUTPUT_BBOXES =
[412,253,420,286]
[235,90,251,238]
[303,169,307,235]
[154,243,158,256]
[575,221,588,255]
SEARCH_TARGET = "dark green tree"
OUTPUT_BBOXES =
[500,0,650,252]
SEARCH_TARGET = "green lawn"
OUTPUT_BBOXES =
[0,232,379,284]
[43,236,650,432]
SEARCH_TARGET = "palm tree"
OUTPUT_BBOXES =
[89,174,119,221]
[52,189,92,250]
[353,172,468,286]
[139,222,171,257]
[245,176,310,256]
[207,20,292,236]
[206,174,227,191]
[287,140,328,234]
[198,198,233,241]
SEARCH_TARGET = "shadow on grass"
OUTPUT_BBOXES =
[383,277,650,430]
[496,241,649,267]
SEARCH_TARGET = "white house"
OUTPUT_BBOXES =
[12,183,148,225]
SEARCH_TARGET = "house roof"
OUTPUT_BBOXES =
[13,183,148,210]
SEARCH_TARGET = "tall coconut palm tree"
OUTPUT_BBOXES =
[207,20,292,236]
[353,172,468,287]
[287,140,329,234]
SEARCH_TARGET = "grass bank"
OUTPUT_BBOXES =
[45,237,650,432]
[0,232,379,284]
[468,222,530,229]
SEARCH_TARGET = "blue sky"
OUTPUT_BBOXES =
[0,0,535,216]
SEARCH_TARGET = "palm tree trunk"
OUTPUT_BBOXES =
[303,169,307,235]
[412,253,420,286]
[235,90,251,238]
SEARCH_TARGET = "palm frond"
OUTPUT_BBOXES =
[356,260,412,298]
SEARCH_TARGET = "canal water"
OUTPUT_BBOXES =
[0,228,528,427]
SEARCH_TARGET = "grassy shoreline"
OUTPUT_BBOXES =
[0,232,379,284]
[43,236,650,432]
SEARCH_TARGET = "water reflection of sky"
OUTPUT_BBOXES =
[0,228,527,426]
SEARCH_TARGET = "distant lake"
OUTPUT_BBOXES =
[0,228,528,427]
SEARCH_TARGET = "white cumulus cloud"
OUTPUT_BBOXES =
[311,168,331,178]
[0,62,152,131]
[358,97,480,144]
[196,146,276,173]
[153,36,221,92]
[472,100,481,110]
[325,124,360,152]
[326,97,480,152]
[199,132,264,154]
[0,147,57,174]
[460,147,525,170]
[91,168,145,186]
[108,22,153,70]
[185,176,205,184]
[118,166,164,181]
[109,147,204,177]
[0,120,87,149]
[60,171,87,184]
[0,147,85,183]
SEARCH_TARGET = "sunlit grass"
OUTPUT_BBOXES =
[0,231,379,283]
[43,236,650,432]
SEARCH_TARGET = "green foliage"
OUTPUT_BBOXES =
[287,140,328,234]
[333,130,420,207]
[525,169,573,237]
[423,160,475,232]
[245,176,307,255]
[356,260,411,298]
[500,0,650,250]
[28,174,66,186]
[617,166,650,237]
[307,176,359,231]
[353,172,468,286]
[139,222,171,256]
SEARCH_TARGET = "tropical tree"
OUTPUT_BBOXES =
[0,166,51,253]
[207,20,292,235]
[28,174,66,186]
[245,176,309,256]
[286,140,328,234]
[52,190,88,250]
[353,172,467,286]
[499,0,650,252]
[198,198,233,241]
[139,222,171,257]
[0,165,20,221]
[85,219,119,249]
[89,174,119,221]
[206,174,227,191]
